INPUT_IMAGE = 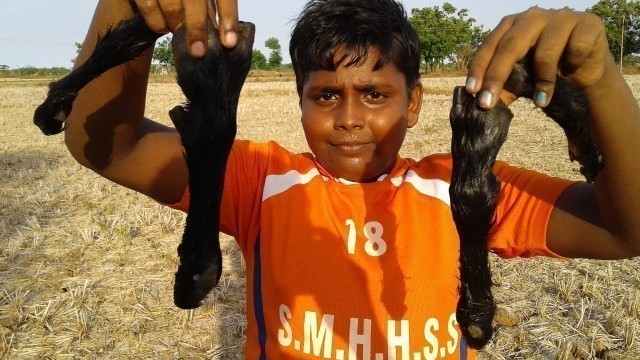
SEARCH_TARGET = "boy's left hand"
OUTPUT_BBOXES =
[466,7,611,109]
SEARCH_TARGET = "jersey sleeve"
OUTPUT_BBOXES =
[161,140,271,254]
[489,161,578,259]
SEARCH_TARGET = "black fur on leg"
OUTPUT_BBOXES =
[450,56,604,349]
[449,87,513,349]
[32,12,254,309]
[504,54,604,182]
[33,15,160,135]
[169,22,255,309]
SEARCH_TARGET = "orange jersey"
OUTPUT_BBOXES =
[167,140,574,360]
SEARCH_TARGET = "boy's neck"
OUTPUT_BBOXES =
[312,155,408,184]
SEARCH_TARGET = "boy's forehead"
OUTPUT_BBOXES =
[302,60,406,92]
[333,44,379,68]
[296,44,412,96]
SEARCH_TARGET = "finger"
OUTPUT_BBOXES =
[466,14,516,94]
[531,11,579,107]
[564,13,606,81]
[183,0,209,57]
[215,0,239,47]
[157,0,183,32]
[135,0,169,33]
[478,8,550,109]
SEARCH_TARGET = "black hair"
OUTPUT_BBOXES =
[290,0,421,96]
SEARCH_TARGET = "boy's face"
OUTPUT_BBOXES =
[300,47,423,182]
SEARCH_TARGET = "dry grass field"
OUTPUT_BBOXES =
[1,74,640,359]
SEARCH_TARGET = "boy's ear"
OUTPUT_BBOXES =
[407,81,423,128]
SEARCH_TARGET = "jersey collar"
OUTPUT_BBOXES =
[312,155,409,185]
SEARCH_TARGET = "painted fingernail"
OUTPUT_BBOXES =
[535,91,548,107]
[465,76,477,92]
[479,91,494,108]
[190,41,205,57]
[224,31,237,47]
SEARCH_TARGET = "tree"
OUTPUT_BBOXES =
[252,50,268,70]
[0,65,9,71]
[265,37,283,69]
[409,3,479,72]
[71,42,83,64]
[453,25,488,69]
[588,0,640,62]
[153,37,174,66]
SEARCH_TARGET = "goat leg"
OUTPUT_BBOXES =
[32,11,255,309]
[33,15,160,135]
[504,56,604,182]
[169,22,254,309]
[450,56,602,349]
[449,86,513,349]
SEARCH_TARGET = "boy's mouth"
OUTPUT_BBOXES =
[332,141,372,154]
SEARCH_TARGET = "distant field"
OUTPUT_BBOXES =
[1,76,640,359]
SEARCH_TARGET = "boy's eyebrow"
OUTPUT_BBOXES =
[305,85,342,93]
[306,82,395,93]
[356,82,394,92]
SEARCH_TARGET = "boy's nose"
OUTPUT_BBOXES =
[334,97,365,130]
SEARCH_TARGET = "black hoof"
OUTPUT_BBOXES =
[173,254,222,309]
[33,92,71,135]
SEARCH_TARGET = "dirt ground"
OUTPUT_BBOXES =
[1,75,640,359]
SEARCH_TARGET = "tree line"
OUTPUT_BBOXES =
[2,0,638,76]
[409,2,488,72]
[0,66,71,77]
[588,0,640,62]
[152,36,284,71]
[156,0,640,74]
[408,0,640,73]
[87,0,640,74]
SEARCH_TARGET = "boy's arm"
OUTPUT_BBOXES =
[64,0,239,204]
[547,57,640,259]
[466,8,640,259]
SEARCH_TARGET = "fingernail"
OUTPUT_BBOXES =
[465,76,477,92]
[224,31,237,47]
[479,91,494,108]
[190,41,205,57]
[535,91,547,107]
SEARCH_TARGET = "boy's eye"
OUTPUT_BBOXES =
[316,93,337,102]
[366,92,384,100]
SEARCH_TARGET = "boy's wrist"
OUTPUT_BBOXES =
[581,55,621,102]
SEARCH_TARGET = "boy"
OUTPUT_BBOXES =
[66,0,640,358]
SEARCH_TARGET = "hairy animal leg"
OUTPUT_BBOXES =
[33,10,255,309]
[169,22,254,309]
[504,56,604,182]
[449,87,513,349]
[450,55,602,349]
[33,15,160,135]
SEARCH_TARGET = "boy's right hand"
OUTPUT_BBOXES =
[131,0,239,57]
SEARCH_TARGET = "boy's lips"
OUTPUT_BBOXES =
[331,140,373,154]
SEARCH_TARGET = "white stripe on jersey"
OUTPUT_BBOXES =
[400,170,451,206]
[262,168,322,201]
[262,168,451,206]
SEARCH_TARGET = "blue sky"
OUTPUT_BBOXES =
[0,0,599,69]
